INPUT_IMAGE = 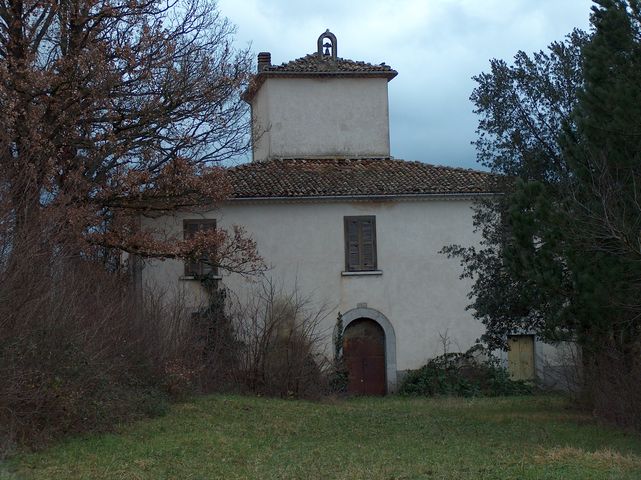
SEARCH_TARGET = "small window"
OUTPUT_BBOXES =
[183,219,217,277]
[344,216,377,271]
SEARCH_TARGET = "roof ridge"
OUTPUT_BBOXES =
[265,52,395,73]
[228,157,493,176]
[397,159,496,175]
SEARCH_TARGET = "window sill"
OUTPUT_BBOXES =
[179,275,223,281]
[341,270,383,276]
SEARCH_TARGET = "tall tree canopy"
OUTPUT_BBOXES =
[0,0,261,274]
[445,0,641,358]
[560,0,641,351]
[442,29,588,348]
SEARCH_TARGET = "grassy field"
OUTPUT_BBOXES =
[3,395,641,479]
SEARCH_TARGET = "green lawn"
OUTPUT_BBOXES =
[4,395,641,479]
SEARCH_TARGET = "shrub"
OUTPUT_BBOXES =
[0,231,204,456]
[190,285,242,393]
[399,347,532,397]
[0,260,169,455]
[578,344,641,432]
[231,280,331,399]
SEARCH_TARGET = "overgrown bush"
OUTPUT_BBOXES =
[578,345,641,432]
[231,280,331,399]
[399,347,532,397]
[190,284,242,392]
[1,264,162,456]
[0,228,214,457]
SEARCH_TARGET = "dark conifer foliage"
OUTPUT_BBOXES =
[446,0,641,361]
[442,30,588,349]
[445,1,641,426]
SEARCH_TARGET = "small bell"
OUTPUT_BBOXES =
[317,30,337,59]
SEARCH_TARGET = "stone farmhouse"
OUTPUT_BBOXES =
[141,30,565,394]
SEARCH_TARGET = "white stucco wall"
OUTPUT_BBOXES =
[141,198,485,374]
[251,77,391,161]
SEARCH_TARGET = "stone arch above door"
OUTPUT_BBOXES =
[340,307,397,393]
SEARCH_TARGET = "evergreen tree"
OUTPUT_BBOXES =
[447,3,641,424]
[563,0,641,353]
[442,30,588,349]
[506,0,641,355]
[444,0,641,427]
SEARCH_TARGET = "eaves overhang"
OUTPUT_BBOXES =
[226,191,502,204]
[242,69,398,103]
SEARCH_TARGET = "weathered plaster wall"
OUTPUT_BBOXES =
[251,77,391,161]
[142,198,485,374]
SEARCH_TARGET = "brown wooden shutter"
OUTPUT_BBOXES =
[345,217,361,271]
[184,219,217,276]
[184,221,199,276]
[344,216,377,271]
[360,217,376,269]
[200,220,217,276]
[184,221,199,238]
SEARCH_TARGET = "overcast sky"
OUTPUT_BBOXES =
[218,0,593,169]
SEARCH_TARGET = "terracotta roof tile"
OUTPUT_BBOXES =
[243,54,397,102]
[227,158,500,199]
[264,54,397,76]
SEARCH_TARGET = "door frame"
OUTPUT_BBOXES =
[339,307,397,393]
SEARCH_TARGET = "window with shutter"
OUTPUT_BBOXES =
[183,219,217,277]
[344,216,377,271]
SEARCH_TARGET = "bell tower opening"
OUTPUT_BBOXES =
[317,29,337,60]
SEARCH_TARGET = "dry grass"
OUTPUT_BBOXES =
[534,446,641,471]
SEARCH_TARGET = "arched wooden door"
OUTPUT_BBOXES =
[343,318,386,395]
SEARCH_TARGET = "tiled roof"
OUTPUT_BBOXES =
[243,54,397,101]
[264,54,397,76]
[227,158,500,199]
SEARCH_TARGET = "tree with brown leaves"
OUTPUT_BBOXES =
[0,0,262,275]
